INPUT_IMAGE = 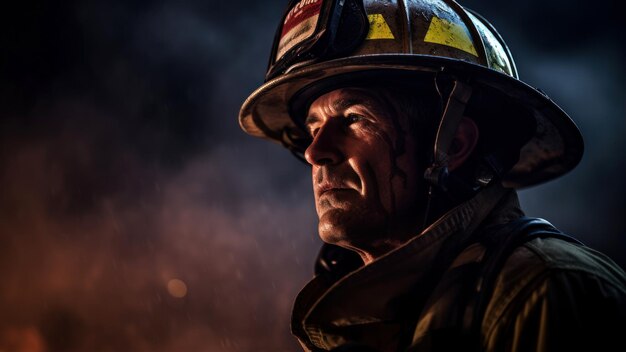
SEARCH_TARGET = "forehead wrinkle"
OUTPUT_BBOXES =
[306,89,390,125]
[305,98,348,125]
[337,88,392,117]
[332,98,366,113]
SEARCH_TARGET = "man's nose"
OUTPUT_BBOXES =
[304,123,344,166]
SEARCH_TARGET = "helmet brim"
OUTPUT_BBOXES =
[239,54,583,188]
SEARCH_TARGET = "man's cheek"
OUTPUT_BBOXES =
[362,160,396,215]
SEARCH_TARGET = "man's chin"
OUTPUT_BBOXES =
[317,209,382,246]
[318,223,347,245]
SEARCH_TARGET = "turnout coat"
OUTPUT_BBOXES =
[291,184,626,351]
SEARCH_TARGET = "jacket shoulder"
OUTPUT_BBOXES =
[517,237,626,290]
[482,236,626,351]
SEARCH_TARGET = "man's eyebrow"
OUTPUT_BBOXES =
[305,95,379,127]
[332,98,374,112]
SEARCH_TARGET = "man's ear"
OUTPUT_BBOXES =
[448,116,479,171]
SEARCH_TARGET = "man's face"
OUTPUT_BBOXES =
[304,87,425,254]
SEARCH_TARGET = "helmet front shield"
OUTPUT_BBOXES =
[267,0,369,81]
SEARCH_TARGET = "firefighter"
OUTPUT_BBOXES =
[239,0,626,351]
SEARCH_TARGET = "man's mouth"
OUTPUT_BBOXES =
[314,167,362,197]
[318,183,351,196]
[317,181,362,199]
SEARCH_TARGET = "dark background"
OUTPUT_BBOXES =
[0,0,624,351]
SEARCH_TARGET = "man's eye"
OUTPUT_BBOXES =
[345,113,364,125]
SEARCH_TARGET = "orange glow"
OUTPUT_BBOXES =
[167,279,188,298]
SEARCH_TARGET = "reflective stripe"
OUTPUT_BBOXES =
[365,14,395,40]
[424,16,478,57]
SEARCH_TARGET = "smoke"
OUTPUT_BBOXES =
[465,0,626,257]
[0,0,319,350]
[0,123,318,351]
[518,47,626,253]
[0,0,624,351]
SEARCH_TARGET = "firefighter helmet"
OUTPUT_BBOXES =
[238,0,583,188]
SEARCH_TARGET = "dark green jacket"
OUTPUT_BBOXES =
[291,184,626,351]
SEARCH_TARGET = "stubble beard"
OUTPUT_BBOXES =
[316,185,426,257]
[316,192,389,252]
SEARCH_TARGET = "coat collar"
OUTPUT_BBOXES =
[291,183,518,351]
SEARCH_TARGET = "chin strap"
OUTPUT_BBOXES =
[421,78,473,230]
[424,79,473,187]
